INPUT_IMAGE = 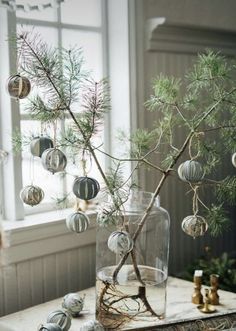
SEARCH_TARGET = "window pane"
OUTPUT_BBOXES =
[17,25,59,115]
[16,0,58,21]
[62,29,103,81]
[61,0,101,27]
[21,120,64,205]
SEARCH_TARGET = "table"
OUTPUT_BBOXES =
[0,277,235,330]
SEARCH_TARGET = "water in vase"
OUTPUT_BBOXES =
[96,265,167,330]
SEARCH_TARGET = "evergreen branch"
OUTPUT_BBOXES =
[205,204,231,237]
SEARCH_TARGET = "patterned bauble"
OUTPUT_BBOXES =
[72,176,100,200]
[47,310,71,331]
[38,323,63,331]
[20,185,44,206]
[6,74,31,99]
[30,136,54,157]
[62,293,84,317]
[66,212,90,233]
[232,153,236,168]
[41,148,67,174]
[181,215,208,238]
[178,160,205,183]
[80,320,104,331]
[107,231,134,255]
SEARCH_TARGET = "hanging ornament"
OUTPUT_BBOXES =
[30,136,54,157]
[6,74,31,99]
[41,148,67,174]
[66,211,90,233]
[79,320,105,331]
[46,310,71,331]
[107,231,134,255]
[20,185,44,206]
[62,293,84,317]
[38,323,63,331]
[72,176,100,200]
[231,153,236,168]
[178,160,205,183]
[181,215,208,238]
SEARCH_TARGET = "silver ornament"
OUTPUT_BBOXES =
[66,212,90,233]
[62,293,84,317]
[178,160,205,182]
[47,310,71,331]
[181,215,208,238]
[20,185,44,206]
[79,320,104,331]
[38,323,63,331]
[41,148,67,174]
[72,176,100,200]
[231,152,236,168]
[107,231,134,255]
[6,74,31,99]
[30,136,54,157]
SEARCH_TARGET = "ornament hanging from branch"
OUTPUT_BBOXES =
[181,215,208,238]
[30,136,54,158]
[72,176,100,200]
[231,153,236,168]
[20,184,44,206]
[41,148,67,174]
[178,160,205,183]
[107,231,134,255]
[66,211,90,233]
[6,74,31,99]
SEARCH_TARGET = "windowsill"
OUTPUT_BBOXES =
[0,208,97,266]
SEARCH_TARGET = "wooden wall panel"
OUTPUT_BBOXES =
[0,244,96,317]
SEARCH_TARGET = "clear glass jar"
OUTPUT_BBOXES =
[96,191,170,329]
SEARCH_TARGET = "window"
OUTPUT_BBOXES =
[0,0,135,222]
[0,0,108,218]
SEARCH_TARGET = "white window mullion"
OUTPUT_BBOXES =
[0,7,24,221]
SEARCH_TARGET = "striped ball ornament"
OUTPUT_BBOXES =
[178,160,205,183]
[182,215,208,238]
[232,153,236,168]
[38,323,63,331]
[108,231,134,255]
[20,185,44,206]
[47,310,71,331]
[30,136,54,157]
[41,148,67,174]
[66,212,90,233]
[80,320,105,331]
[72,176,100,200]
[62,293,84,317]
[6,74,31,99]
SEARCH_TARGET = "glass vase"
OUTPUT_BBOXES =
[96,191,170,330]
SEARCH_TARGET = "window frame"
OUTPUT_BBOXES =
[0,0,136,223]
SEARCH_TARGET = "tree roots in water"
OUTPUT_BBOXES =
[97,281,162,330]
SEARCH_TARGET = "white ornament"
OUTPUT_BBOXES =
[47,309,71,331]
[20,185,44,206]
[181,215,208,238]
[62,293,84,317]
[178,160,205,182]
[79,320,104,331]
[107,231,134,255]
[38,323,63,331]
[232,153,236,168]
[6,74,31,99]
[66,212,90,233]
[41,148,67,174]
